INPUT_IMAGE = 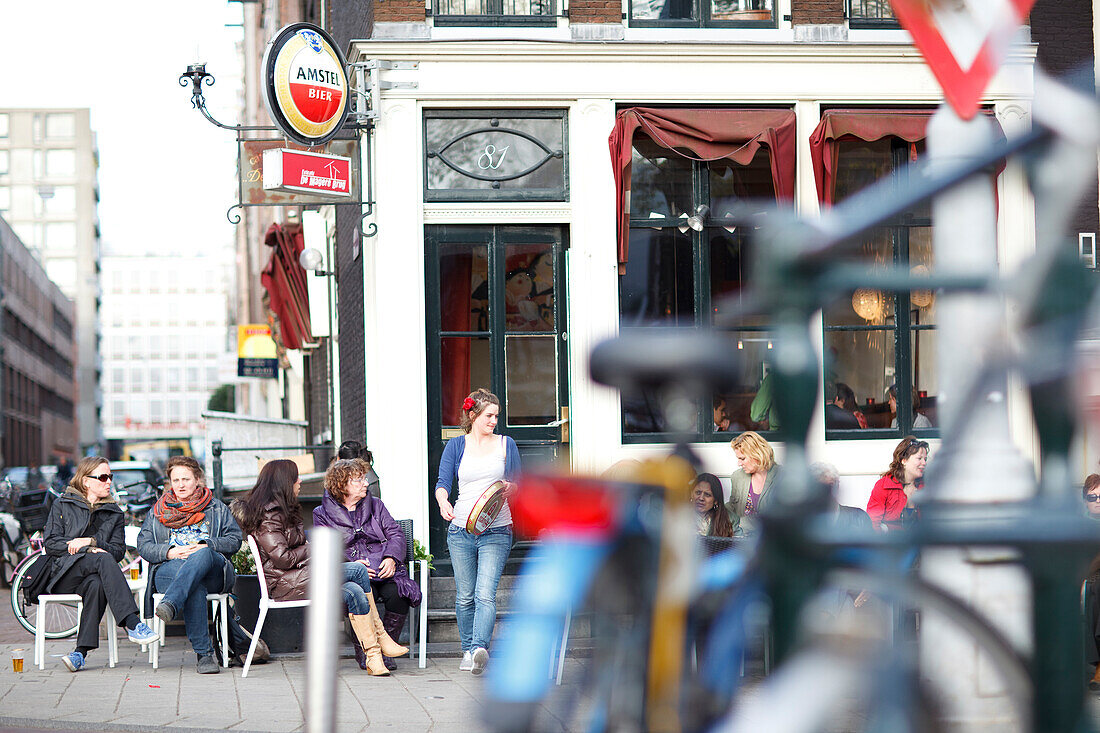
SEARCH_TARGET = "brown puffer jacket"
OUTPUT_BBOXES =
[252,502,309,601]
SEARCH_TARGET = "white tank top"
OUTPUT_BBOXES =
[451,435,512,530]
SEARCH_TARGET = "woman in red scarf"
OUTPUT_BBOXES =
[137,456,242,674]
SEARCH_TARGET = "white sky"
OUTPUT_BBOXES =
[1,0,245,256]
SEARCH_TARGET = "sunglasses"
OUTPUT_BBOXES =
[1086,494,1100,503]
[907,439,929,451]
[91,473,113,483]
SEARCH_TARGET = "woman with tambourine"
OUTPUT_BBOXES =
[434,388,520,676]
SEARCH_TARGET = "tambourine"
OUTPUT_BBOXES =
[466,480,507,535]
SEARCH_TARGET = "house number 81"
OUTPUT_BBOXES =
[477,145,509,170]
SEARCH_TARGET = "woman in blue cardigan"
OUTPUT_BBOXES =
[434,388,520,675]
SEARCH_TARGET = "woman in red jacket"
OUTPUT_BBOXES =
[866,437,928,531]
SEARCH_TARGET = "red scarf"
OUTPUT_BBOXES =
[154,485,213,529]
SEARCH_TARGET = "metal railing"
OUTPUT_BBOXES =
[847,0,896,25]
[432,0,557,26]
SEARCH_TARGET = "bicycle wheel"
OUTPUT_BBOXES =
[10,557,79,638]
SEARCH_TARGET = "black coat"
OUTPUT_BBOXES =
[42,491,127,593]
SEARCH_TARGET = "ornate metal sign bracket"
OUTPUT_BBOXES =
[179,62,377,235]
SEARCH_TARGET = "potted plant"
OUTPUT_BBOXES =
[231,547,305,654]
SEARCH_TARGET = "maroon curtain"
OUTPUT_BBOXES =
[608,107,797,268]
[439,252,472,426]
[261,222,312,350]
[809,109,1007,206]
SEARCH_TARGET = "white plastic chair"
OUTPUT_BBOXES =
[149,590,228,668]
[242,534,309,677]
[35,592,118,669]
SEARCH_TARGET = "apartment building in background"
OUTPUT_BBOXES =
[99,249,235,449]
[0,217,77,465]
[0,109,102,454]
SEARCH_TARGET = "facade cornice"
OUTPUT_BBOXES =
[348,39,1038,66]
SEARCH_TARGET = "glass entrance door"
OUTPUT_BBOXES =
[425,225,569,555]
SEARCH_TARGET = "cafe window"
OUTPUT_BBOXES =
[630,0,774,26]
[810,109,943,438]
[611,107,796,442]
[424,110,566,202]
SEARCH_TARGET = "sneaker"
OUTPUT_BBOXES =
[459,650,474,671]
[471,647,489,676]
[61,651,85,672]
[155,600,177,624]
[196,652,221,674]
[127,622,159,645]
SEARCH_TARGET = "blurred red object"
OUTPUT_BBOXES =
[511,474,619,538]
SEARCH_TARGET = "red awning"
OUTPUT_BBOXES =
[261,222,312,350]
[809,109,1006,206]
[608,107,797,267]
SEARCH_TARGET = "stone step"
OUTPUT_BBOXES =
[424,608,591,644]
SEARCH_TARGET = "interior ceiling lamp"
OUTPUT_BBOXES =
[852,288,885,323]
[910,264,935,308]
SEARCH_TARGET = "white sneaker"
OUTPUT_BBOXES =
[471,647,489,676]
[459,650,474,671]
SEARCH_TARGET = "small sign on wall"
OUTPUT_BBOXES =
[262,148,352,197]
[238,324,278,378]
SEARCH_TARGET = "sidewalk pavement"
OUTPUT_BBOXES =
[0,641,585,733]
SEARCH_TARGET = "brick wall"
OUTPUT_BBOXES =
[569,0,620,24]
[374,0,426,24]
[335,205,367,445]
[790,0,843,25]
[1031,0,1099,237]
[327,0,374,52]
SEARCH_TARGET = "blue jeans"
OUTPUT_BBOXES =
[447,524,512,651]
[343,562,372,615]
[154,546,227,656]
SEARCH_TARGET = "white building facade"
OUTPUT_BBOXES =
[100,251,235,447]
[343,39,1040,550]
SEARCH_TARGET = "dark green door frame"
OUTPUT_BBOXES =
[424,224,570,560]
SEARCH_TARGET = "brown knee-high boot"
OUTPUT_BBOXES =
[366,592,408,658]
[347,613,390,676]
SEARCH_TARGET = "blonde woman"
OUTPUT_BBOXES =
[726,431,780,537]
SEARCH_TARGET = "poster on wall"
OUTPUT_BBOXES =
[238,324,278,378]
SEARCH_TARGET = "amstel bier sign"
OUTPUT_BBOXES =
[262,23,350,147]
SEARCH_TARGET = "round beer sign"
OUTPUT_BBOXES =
[262,23,349,147]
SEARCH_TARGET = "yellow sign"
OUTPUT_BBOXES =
[238,324,278,378]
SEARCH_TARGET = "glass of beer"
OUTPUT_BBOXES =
[129,566,140,581]
[12,649,24,673]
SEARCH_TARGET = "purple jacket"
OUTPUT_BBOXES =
[312,493,422,607]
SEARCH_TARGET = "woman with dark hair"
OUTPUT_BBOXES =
[835,383,868,429]
[434,387,520,675]
[313,458,420,671]
[692,473,733,538]
[237,459,407,676]
[138,455,242,674]
[42,456,160,671]
[336,440,380,498]
[866,437,929,532]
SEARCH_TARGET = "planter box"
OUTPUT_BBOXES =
[233,574,305,654]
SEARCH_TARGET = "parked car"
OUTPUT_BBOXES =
[109,461,163,524]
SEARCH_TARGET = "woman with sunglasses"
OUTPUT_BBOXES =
[137,456,242,674]
[42,456,160,671]
[866,436,929,531]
